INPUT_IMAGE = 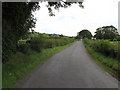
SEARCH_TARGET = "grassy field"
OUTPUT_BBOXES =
[83,39,119,79]
[3,41,76,88]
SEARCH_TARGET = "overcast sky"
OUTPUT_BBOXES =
[33,0,119,36]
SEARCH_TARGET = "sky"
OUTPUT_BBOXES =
[33,0,120,36]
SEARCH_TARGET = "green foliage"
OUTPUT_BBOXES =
[28,37,75,52]
[83,38,119,59]
[18,40,27,45]
[17,40,31,54]
[17,44,31,54]
[83,42,119,75]
[2,2,40,63]
[116,35,120,41]
[76,29,93,39]
[28,38,44,52]
[94,25,119,40]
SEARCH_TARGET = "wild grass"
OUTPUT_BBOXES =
[83,38,119,59]
[83,39,119,78]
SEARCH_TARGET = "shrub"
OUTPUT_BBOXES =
[83,38,119,59]
[17,44,30,54]
[28,38,44,52]
[27,37,75,52]
[83,39,119,73]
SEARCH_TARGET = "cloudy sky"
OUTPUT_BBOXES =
[33,0,119,36]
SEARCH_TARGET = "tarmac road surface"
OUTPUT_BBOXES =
[15,41,118,88]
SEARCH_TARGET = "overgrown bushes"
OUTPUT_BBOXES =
[18,37,75,53]
[83,38,119,59]
[17,44,30,54]
[83,38,120,72]
[29,37,74,52]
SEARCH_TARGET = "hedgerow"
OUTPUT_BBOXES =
[18,37,75,53]
[83,38,119,59]
[83,38,120,72]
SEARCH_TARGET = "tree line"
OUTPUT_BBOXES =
[76,25,120,41]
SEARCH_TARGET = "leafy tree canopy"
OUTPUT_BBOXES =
[45,0,84,16]
[76,29,93,39]
[94,25,119,40]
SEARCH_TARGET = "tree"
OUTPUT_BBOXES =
[59,34,64,37]
[46,1,84,16]
[94,25,119,40]
[3,1,84,63]
[2,2,40,63]
[116,35,120,41]
[77,29,93,39]
[31,29,35,33]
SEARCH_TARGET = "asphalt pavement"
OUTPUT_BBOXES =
[15,41,118,88]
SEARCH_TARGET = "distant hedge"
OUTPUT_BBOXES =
[83,38,120,59]
[18,37,75,53]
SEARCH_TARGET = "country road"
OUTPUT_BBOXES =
[15,41,118,88]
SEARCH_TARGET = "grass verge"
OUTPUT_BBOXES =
[3,42,76,88]
[83,42,118,79]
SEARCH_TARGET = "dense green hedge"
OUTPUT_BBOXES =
[83,38,120,72]
[18,37,75,53]
[83,38,119,59]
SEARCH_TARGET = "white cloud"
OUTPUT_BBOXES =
[33,0,119,36]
